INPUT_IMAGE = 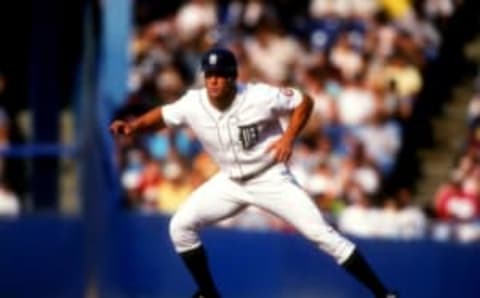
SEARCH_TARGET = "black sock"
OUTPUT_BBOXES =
[341,249,388,297]
[180,246,220,298]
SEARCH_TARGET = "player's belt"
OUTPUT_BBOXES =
[230,162,277,183]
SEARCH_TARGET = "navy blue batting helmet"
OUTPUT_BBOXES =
[201,48,238,78]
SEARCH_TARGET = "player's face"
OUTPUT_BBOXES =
[204,72,234,103]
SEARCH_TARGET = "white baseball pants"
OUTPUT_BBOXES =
[169,164,355,264]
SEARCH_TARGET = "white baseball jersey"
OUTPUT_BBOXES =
[165,82,355,264]
[162,82,302,179]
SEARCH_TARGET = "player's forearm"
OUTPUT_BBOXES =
[283,94,313,143]
[130,107,166,133]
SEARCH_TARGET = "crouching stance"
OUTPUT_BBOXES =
[110,48,397,298]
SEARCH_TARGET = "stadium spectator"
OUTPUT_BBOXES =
[156,159,194,214]
[339,139,381,199]
[244,18,303,85]
[136,159,163,212]
[305,161,340,213]
[120,148,150,209]
[434,176,479,221]
[383,52,423,100]
[338,187,376,238]
[352,109,402,175]
[395,187,427,239]
[336,74,378,127]
[301,67,338,133]
[175,0,218,45]
[340,187,427,239]
[375,197,402,238]
[329,33,365,81]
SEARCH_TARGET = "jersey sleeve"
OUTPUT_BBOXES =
[267,85,303,115]
[161,91,192,127]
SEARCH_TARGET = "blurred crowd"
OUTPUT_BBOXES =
[112,0,479,241]
[430,75,480,242]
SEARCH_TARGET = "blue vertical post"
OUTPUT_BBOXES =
[99,0,132,294]
[29,0,62,209]
[78,0,131,296]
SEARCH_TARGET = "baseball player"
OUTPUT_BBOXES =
[110,48,397,298]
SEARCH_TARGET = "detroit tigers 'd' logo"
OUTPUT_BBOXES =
[238,124,259,150]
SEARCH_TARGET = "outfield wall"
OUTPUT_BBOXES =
[1,214,479,298]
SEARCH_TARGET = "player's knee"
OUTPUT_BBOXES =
[169,213,198,250]
[169,214,186,242]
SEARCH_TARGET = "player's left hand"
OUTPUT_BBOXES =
[266,136,294,162]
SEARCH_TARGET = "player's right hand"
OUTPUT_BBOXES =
[109,120,134,136]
